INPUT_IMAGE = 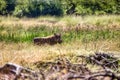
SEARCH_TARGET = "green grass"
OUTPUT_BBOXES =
[0,25,120,43]
[0,15,120,44]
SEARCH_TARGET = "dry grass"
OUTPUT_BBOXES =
[0,40,119,68]
[0,15,120,30]
[0,15,120,68]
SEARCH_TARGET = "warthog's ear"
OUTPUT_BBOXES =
[54,33,61,36]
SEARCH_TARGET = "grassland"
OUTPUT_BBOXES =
[0,15,120,68]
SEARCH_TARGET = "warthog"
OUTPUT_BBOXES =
[33,33,62,45]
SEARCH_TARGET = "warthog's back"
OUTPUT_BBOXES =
[33,33,62,45]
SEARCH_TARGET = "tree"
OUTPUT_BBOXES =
[5,0,16,14]
[13,0,64,17]
[0,0,7,15]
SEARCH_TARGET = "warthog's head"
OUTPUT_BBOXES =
[54,33,62,44]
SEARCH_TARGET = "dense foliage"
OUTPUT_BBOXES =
[0,0,119,17]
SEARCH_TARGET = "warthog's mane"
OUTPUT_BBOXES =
[36,35,56,39]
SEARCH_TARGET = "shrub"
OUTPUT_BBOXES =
[0,0,7,15]
[1,0,120,16]
[13,0,64,17]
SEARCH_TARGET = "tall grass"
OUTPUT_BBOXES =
[0,15,120,66]
[0,15,120,30]
[0,25,119,43]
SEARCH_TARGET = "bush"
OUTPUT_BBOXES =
[5,0,16,14]
[13,0,31,17]
[0,0,120,16]
[13,0,63,17]
[0,0,16,15]
[76,5,92,15]
[0,0,7,15]
[41,0,63,16]
[75,0,118,15]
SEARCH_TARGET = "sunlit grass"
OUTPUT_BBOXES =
[83,15,120,28]
[0,15,120,68]
[0,15,120,30]
[0,40,119,67]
